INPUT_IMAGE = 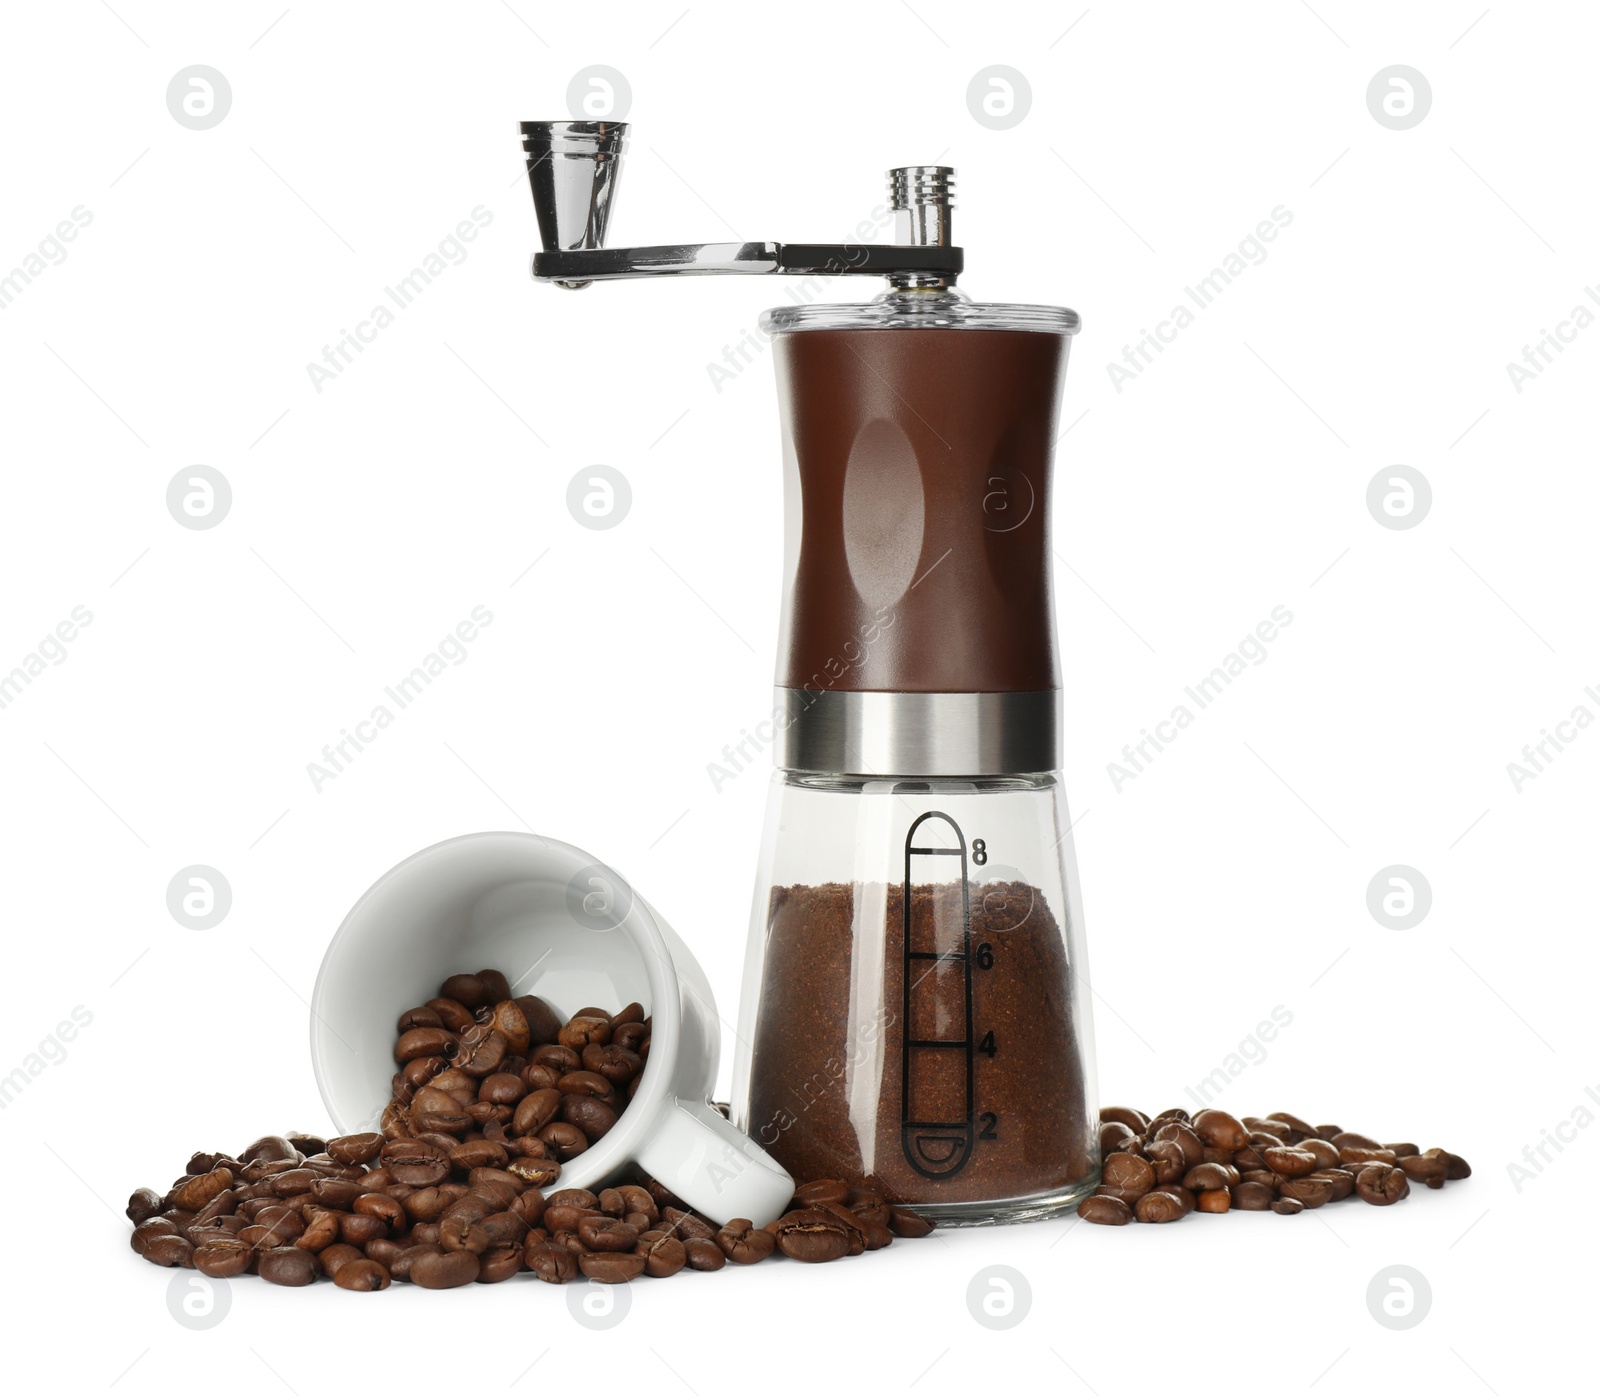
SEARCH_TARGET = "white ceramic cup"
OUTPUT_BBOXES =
[310,831,794,1226]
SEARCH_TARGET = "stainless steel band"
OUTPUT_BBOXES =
[774,689,1061,777]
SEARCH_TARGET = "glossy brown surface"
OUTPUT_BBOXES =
[773,328,1068,694]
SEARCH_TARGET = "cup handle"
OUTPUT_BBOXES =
[633,1097,795,1227]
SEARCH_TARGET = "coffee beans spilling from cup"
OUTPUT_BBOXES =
[126,970,935,1288]
[382,968,644,1170]
[1077,1105,1471,1224]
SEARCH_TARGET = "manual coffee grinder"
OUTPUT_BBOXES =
[523,120,1099,1224]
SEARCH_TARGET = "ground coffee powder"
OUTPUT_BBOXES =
[747,879,1096,1207]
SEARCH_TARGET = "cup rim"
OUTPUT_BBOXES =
[309,830,680,1186]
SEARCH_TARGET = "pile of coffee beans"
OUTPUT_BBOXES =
[126,969,935,1289]
[128,1151,933,1289]
[382,968,646,1165]
[1078,1105,1471,1225]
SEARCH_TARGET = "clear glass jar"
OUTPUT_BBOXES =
[730,772,1099,1225]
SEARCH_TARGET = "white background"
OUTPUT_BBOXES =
[1,1,1593,1390]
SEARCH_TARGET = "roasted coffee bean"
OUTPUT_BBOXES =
[716,1219,778,1263]
[381,1140,451,1188]
[333,1258,391,1291]
[1157,1184,1196,1215]
[326,1132,384,1167]
[533,1043,581,1073]
[1271,1196,1304,1215]
[194,1239,253,1277]
[1099,1121,1139,1154]
[580,1251,647,1283]
[1300,1138,1340,1169]
[770,1209,849,1262]
[363,1237,407,1268]
[1398,1153,1448,1184]
[506,1157,561,1187]
[1153,1122,1205,1169]
[387,1243,438,1282]
[1182,1162,1233,1192]
[512,1088,562,1135]
[525,1241,578,1283]
[613,1021,648,1053]
[887,1205,935,1239]
[471,1242,521,1283]
[241,1135,298,1165]
[827,1202,889,1251]
[682,1236,725,1270]
[489,1000,531,1053]
[1134,1191,1187,1223]
[457,1029,509,1078]
[475,970,512,1003]
[438,974,489,1010]
[1192,1109,1249,1151]
[338,1213,388,1246]
[563,1095,618,1142]
[1146,1139,1187,1184]
[662,1206,717,1241]
[259,1246,317,1286]
[1232,1181,1276,1211]
[538,1122,588,1160]
[468,1217,519,1255]
[512,995,563,1049]
[1320,1168,1357,1202]
[397,1006,443,1032]
[579,1217,639,1253]
[1077,1194,1132,1225]
[635,1230,687,1277]
[478,1073,526,1106]
[519,1063,561,1093]
[1278,1176,1334,1209]
[1099,1105,1150,1132]
[309,1177,362,1210]
[126,1187,164,1225]
[1101,1152,1156,1196]
[142,1234,194,1267]
[558,1016,611,1050]
[543,1204,599,1235]
[353,1193,406,1228]
[449,1140,508,1173]
[1339,1145,1397,1166]
[1331,1129,1380,1151]
[555,1070,613,1099]
[296,1210,342,1252]
[792,1178,851,1208]
[420,999,472,1035]
[1263,1147,1319,1178]
[268,1167,317,1197]
[395,1027,457,1064]
[410,1249,480,1288]
[616,1185,658,1222]
[1355,1164,1410,1206]
[1196,1189,1230,1213]
[582,1043,642,1084]
[172,1167,234,1212]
